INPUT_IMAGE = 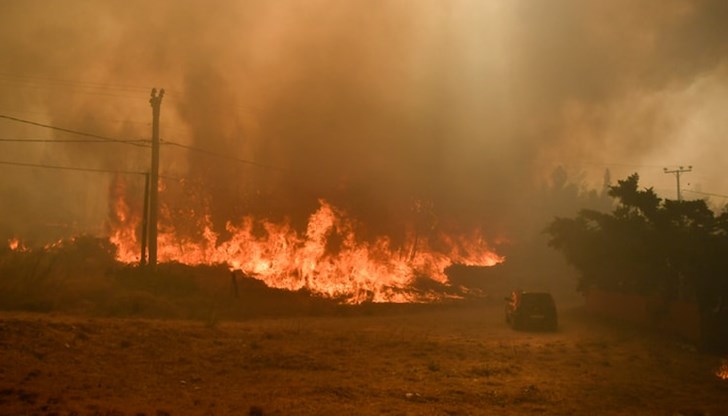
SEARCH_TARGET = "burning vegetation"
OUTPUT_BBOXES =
[718,359,728,380]
[107,176,503,304]
[2,170,505,315]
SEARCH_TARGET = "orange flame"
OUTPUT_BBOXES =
[7,237,67,252]
[109,189,503,303]
[718,359,728,380]
[8,237,27,252]
[107,176,141,262]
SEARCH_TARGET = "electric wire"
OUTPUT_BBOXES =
[0,73,150,93]
[683,189,728,200]
[0,114,150,147]
[0,137,147,144]
[0,73,182,98]
[0,113,284,174]
[0,159,145,176]
[555,160,670,170]
[160,139,286,172]
[4,105,725,200]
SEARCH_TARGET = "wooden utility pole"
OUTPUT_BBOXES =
[140,172,150,266]
[663,165,692,202]
[149,88,164,268]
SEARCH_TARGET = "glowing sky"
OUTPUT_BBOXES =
[0,0,726,242]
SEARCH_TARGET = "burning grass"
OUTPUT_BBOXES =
[0,236,336,319]
[718,359,728,380]
[2,178,506,312]
[108,192,504,304]
[0,233,506,320]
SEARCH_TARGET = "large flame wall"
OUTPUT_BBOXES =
[110,183,502,303]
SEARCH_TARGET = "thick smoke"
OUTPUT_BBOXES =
[0,0,727,248]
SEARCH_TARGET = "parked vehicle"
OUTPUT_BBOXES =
[504,290,558,331]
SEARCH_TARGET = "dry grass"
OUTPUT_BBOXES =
[0,245,726,414]
[1,301,727,415]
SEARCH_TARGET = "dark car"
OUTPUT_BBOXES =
[504,291,558,331]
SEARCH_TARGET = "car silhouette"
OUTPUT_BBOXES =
[504,290,558,331]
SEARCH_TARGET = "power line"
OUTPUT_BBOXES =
[0,159,145,176]
[0,137,148,144]
[683,189,728,200]
[0,107,187,138]
[558,160,669,170]
[0,73,151,93]
[0,114,150,148]
[0,73,183,100]
[161,139,287,172]
[0,83,148,102]
[0,158,223,184]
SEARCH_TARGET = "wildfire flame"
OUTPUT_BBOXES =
[108,181,503,303]
[718,359,728,380]
[7,237,27,252]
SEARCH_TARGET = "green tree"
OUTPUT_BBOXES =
[546,174,728,350]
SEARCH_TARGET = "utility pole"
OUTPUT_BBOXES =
[140,172,150,266]
[663,165,692,201]
[149,88,164,268]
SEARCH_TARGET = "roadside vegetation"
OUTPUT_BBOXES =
[546,173,728,351]
[0,236,340,321]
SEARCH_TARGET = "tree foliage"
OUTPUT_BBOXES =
[546,174,728,345]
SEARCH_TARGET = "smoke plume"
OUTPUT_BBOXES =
[0,0,727,247]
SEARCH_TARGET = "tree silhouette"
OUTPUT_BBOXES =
[546,174,728,350]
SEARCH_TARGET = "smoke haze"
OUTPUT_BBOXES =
[1,0,727,246]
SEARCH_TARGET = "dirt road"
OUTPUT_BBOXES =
[1,301,726,415]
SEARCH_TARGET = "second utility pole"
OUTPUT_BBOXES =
[149,88,164,268]
[663,165,692,202]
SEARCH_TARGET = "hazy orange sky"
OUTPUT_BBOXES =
[0,0,727,242]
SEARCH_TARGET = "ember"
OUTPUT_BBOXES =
[718,359,728,380]
[7,237,26,252]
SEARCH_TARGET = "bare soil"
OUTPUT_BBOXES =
[0,301,727,416]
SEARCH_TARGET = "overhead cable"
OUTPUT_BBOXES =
[161,139,286,172]
[0,159,145,176]
[0,114,150,147]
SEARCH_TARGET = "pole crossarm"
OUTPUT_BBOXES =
[663,165,692,202]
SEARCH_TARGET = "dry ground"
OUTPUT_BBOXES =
[0,301,727,416]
